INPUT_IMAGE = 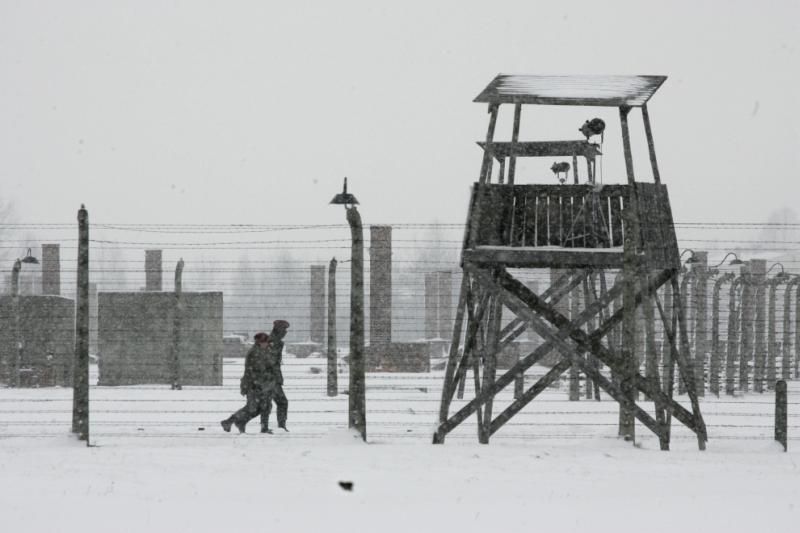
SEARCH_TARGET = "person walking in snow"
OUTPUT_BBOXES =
[265,319,290,432]
[221,332,278,434]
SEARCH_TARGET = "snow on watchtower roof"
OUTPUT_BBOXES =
[474,74,667,107]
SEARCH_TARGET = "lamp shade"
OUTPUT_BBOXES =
[330,177,359,205]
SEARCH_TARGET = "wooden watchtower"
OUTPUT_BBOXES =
[434,75,707,450]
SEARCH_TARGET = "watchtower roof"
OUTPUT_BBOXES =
[474,75,667,107]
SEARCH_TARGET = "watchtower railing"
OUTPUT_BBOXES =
[464,182,680,269]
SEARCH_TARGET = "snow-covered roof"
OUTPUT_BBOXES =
[474,75,667,107]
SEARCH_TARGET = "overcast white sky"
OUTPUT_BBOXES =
[1,0,798,228]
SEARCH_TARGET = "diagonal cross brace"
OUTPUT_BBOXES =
[489,267,703,438]
[492,310,668,440]
[434,267,624,442]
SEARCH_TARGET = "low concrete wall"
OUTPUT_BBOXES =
[0,295,75,386]
[98,292,223,386]
[366,342,430,373]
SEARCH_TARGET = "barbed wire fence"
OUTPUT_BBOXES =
[1,216,799,446]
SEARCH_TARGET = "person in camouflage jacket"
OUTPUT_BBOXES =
[220,332,279,434]
[266,320,290,431]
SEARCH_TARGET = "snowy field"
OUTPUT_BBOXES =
[2,355,799,532]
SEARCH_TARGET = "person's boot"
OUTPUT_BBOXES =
[234,420,247,433]
[278,422,289,432]
[260,425,273,434]
[220,418,233,433]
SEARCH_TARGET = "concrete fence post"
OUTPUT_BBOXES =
[327,258,338,397]
[775,380,787,451]
[72,205,90,443]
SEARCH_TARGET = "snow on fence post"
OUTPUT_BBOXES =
[775,380,787,451]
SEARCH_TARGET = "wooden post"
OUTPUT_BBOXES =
[643,278,659,401]
[678,271,693,395]
[345,206,366,441]
[619,106,642,440]
[72,205,90,443]
[784,277,800,380]
[641,104,661,184]
[572,154,579,184]
[480,294,502,442]
[479,104,499,184]
[775,380,787,451]
[171,258,184,390]
[327,258,338,397]
[660,282,673,391]
[725,276,743,395]
[691,252,708,397]
[507,104,521,185]
[436,275,469,434]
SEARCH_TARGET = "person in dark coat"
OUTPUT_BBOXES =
[267,320,290,431]
[221,332,278,434]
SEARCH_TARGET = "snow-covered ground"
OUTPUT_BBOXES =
[1,356,798,532]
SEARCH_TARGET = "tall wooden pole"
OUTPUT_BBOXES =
[327,257,338,397]
[619,106,639,441]
[641,104,661,184]
[171,258,184,390]
[436,276,469,437]
[346,206,366,441]
[479,104,500,184]
[660,282,674,391]
[72,204,90,443]
[508,104,521,185]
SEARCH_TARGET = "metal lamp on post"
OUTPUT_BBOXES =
[680,249,700,265]
[11,248,39,387]
[329,177,366,441]
[713,252,745,269]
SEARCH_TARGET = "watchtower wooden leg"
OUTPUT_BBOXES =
[670,275,708,450]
